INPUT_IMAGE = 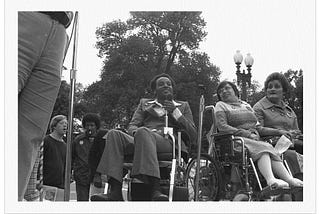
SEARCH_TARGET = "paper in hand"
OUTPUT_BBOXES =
[274,135,293,154]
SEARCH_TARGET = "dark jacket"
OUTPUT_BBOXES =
[72,132,95,185]
[88,129,108,181]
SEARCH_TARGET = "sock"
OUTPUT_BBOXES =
[109,177,122,198]
[148,176,161,193]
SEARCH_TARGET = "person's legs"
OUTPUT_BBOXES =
[271,160,303,187]
[131,127,172,178]
[132,127,172,201]
[75,183,90,201]
[283,150,302,176]
[95,129,134,201]
[257,153,289,188]
[23,153,40,201]
[18,12,67,201]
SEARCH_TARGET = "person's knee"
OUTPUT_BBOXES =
[107,129,123,141]
[135,127,151,139]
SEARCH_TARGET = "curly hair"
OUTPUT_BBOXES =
[149,73,176,92]
[82,113,100,129]
[264,72,290,93]
[216,81,240,101]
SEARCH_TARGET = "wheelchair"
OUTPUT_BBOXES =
[185,105,303,201]
[94,128,191,202]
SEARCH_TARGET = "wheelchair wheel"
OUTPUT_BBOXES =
[185,154,222,201]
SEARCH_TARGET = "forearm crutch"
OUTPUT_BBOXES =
[194,89,205,201]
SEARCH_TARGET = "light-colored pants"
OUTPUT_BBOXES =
[18,12,67,201]
[96,127,172,183]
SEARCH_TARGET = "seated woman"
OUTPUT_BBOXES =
[253,72,303,180]
[214,81,302,188]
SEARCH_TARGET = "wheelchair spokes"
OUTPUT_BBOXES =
[186,154,221,201]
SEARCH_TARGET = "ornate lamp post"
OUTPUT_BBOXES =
[233,50,254,101]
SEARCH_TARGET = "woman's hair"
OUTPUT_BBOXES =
[82,113,101,129]
[216,81,239,101]
[149,73,176,92]
[264,72,290,93]
[50,115,67,132]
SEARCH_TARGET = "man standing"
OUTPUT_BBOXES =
[72,113,102,201]
[18,12,72,201]
[93,73,197,201]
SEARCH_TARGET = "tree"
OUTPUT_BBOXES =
[84,12,221,130]
[283,69,303,131]
[51,80,88,120]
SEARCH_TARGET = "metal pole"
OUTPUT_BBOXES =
[194,94,205,201]
[241,77,247,101]
[64,11,79,201]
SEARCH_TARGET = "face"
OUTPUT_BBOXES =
[266,80,283,103]
[218,83,237,102]
[155,77,173,100]
[85,122,97,136]
[54,119,68,136]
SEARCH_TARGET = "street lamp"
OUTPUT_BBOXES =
[233,50,254,101]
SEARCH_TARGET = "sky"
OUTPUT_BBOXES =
[59,0,315,90]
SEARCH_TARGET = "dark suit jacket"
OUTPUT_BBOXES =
[127,98,197,152]
[87,129,108,182]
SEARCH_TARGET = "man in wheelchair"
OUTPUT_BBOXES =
[92,73,197,201]
[214,81,303,193]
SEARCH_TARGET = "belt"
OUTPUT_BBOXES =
[40,12,73,28]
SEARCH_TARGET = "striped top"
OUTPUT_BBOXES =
[215,100,260,138]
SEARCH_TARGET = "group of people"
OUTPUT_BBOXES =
[18,11,303,202]
[40,113,107,201]
[215,73,303,193]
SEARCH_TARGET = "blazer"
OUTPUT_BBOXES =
[127,98,197,152]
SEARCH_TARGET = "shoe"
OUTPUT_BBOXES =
[268,178,289,189]
[90,193,123,201]
[151,190,169,201]
[286,178,303,187]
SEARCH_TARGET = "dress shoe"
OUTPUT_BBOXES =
[90,193,123,201]
[151,190,169,201]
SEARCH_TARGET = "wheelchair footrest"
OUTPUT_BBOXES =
[260,186,303,198]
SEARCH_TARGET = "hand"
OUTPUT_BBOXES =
[249,133,260,141]
[278,130,292,139]
[93,173,102,188]
[163,100,176,113]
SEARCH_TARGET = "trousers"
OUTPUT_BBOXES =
[97,127,172,183]
[18,12,67,200]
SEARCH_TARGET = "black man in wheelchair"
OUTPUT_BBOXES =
[91,73,197,201]
[214,81,302,199]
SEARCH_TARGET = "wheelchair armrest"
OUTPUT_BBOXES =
[212,131,234,139]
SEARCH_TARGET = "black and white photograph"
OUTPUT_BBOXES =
[2,0,318,213]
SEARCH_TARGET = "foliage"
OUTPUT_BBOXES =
[84,12,220,132]
[51,80,88,120]
[283,69,303,131]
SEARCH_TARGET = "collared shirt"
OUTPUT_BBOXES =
[253,96,299,131]
[147,99,182,120]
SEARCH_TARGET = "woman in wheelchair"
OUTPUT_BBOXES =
[253,72,303,180]
[215,81,303,189]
